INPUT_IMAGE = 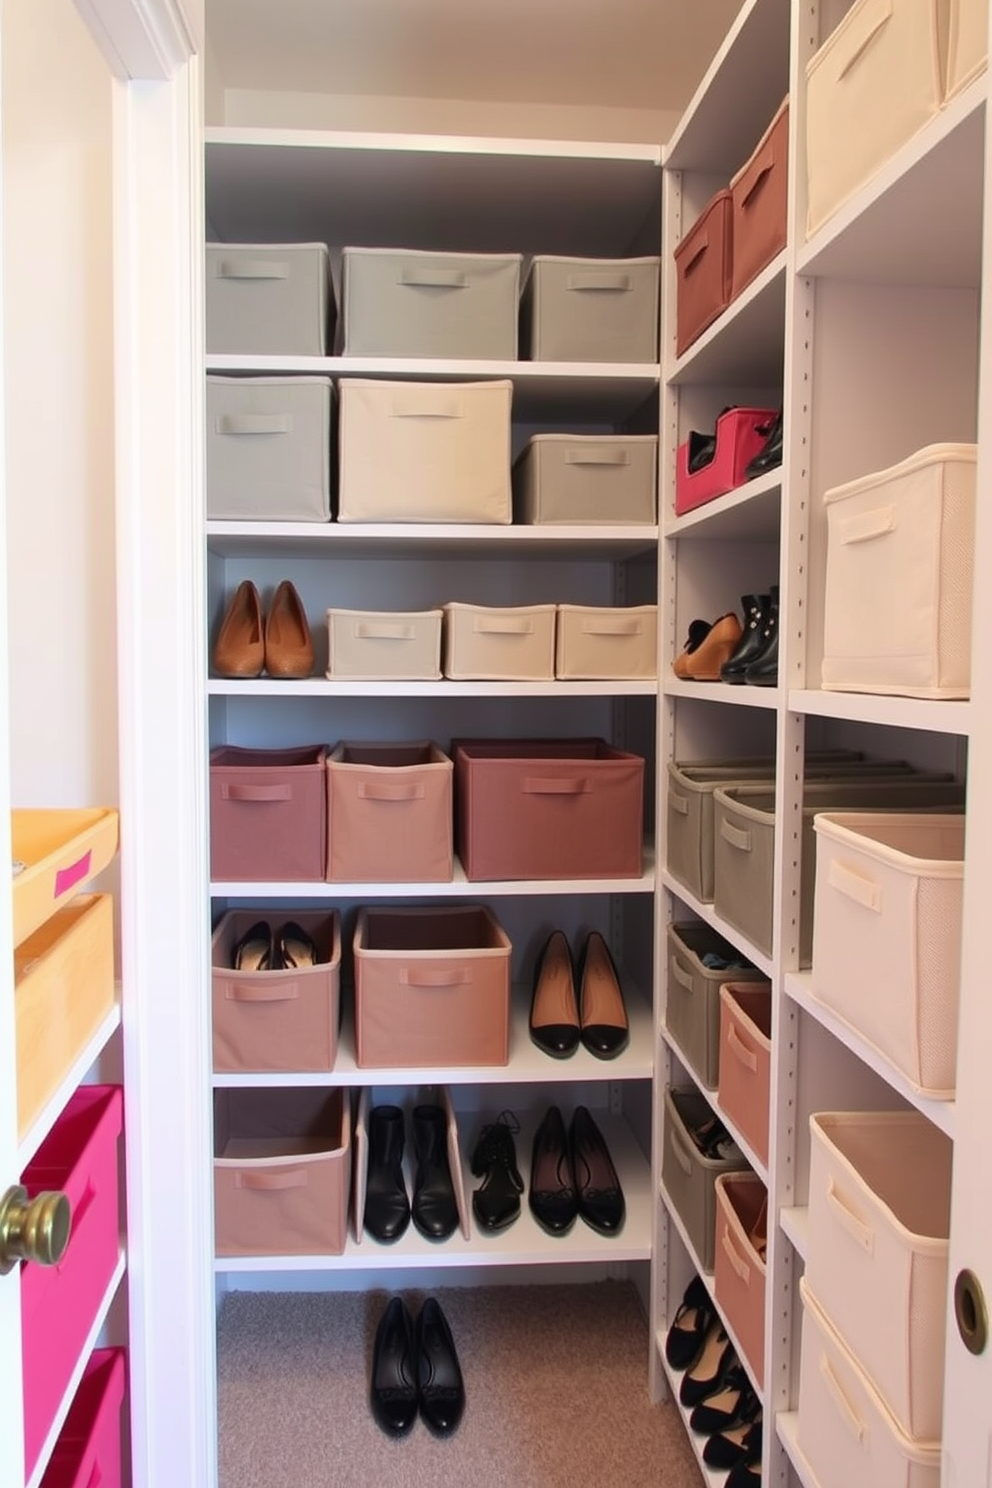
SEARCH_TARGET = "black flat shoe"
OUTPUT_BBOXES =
[416,1297,465,1437]
[528,1105,578,1236]
[369,1296,418,1437]
[704,1415,763,1472]
[364,1106,411,1244]
[411,1104,459,1242]
[232,919,274,971]
[569,1105,625,1235]
[577,931,629,1059]
[689,1362,761,1435]
[665,1273,717,1371]
[679,1321,735,1407]
[529,930,580,1059]
[471,1112,524,1233]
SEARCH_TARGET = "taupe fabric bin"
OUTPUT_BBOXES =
[665,922,767,1091]
[443,603,556,681]
[209,745,327,882]
[522,255,660,362]
[326,608,443,680]
[555,604,657,680]
[205,242,333,355]
[513,434,657,525]
[206,376,333,522]
[662,1085,749,1271]
[326,742,453,882]
[341,246,521,358]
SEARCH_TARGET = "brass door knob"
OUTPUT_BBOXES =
[0,1184,72,1275]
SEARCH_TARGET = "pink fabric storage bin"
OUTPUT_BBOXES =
[675,407,779,515]
[326,742,453,882]
[21,1085,123,1480]
[41,1348,127,1488]
[453,738,644,881]
[211,909,341,1072]
[713,1171,767,1389]
[353,905,511,1068]
[209,744,327,881]
[674,188,733,357]
[718,982,772,1168]
[730,96,789,300]
[213,1086,351,1256]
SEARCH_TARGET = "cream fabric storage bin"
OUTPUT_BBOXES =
[340,246,521,359]
[326,608,443,680]
[512,434,657,525]
[521,255,660,363]
[810,811,965,1098]
[205,243,333,355]
[805,0,945,238]
[443,603,556,681]
[946,0,988,98]
[822,443,977,698]
[806,1110,952,1441]
[555,605,657,680]
[337,378,513,524]
[206,376,333,522]
[798,1278,941,1488]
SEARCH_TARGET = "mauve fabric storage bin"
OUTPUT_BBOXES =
[41,1348,127,1488]
[714,1171,767,1388]
[729,97,789,301]
[661,1085,748,1271]
[675,407,779,516]
[326,742,453,882]
[513,434,657,525]
[453,738,644,881]
[211,909,342,1072]
[213,1086,351,1256]
[206,375,333,522]
[718,982,772,1167]
[353,905,511,1068]
[209,745,327,882]
[555,604,657,680]
[521,255,660,363]
[674,189,733,356]
[665,921,766,1091]
[340,246,521,358]
[205,242,333,355]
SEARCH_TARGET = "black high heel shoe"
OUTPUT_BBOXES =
[569,1105,625,1235]
[415,1297,465,1437]
[529,930,580,1059]
[529,1105,578,1236]
[369,1296,418,1437]
[577,931,629,1059]
[231,920,275,971]
[277,921,318,968]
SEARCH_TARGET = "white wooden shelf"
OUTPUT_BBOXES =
[206,520,660,561]
[666,252,787,387]
[208,677,659,698]
[17,997,122,1173]
[788,688,971,737]
[776,1410,817,1488]
[664,469,781,542]
[779,1205,809,1263]
[665,677,780,711]
[661,874,775,979]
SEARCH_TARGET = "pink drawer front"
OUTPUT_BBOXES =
[22,1085,123,1480]
[675,406,778,515]
[40,1348,126,1488]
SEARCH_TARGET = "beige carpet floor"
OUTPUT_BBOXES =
[216,1281,702,1488]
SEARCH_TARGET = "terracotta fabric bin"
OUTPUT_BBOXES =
[353,905,511,1068]
[665,922,766,1091]
[41,1348,127,1488]
[718,982,772,1167]
[713,1171,767,1388]
[340,246,521,358]
[326,742,453,881]
[947,0,988,98]
[512,434,657,525]
[673,189,733,356]
[675,407,779,515]
[205,242,333,355]
[206,375,333,521]
[11,806,119,948]
[211,909,341,1071]
[555,605,657,680]
[521,254,660,362]
[729,96,789,301]
[443,603,556,682]
[213,1086,351,1256]
[209,744,327,882]
[326,607,443,680]
[454,738,644,881]
[661,1085,748,1271]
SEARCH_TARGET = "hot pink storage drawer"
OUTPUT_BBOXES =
[730,96,789,300]
[718,982,772,1167]
[209,744,327,881]
[22,1085,123,1480]
[675,407,779,514]
[41,1348,126,1488]
[453,738,644,881]
[326,742,453,882]
[714,1171,767,1389]
[674,188,733,357]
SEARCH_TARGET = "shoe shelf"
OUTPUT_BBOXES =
[788,688,972,739]
[660,1026,769,1187]
[662,876,775,981]
[656,1345,734,1488]
[778,1205,808,1263]
[208,677,659,699]
[665,251,787,388]
[664,468,781,542]
[206,521,660,562]
[17,994,122,1172]
[775,1410,817,1488]
[665,678,780,711]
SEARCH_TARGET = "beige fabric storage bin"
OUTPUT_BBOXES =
[336,378,513,524]
[822,443,977,698]
[661,1086,749,1271]
[205,243,333,355]
[213,1087,351,1256]
[806,0,945,238]
[326,608,443,680]
[798,1278,940,1488]
[810,811,965,1098]
[521,255,660,363]
[325,742,453,882]
[666,757,778,902]
[209,744,327,882]
[211,910,341,1072]
[714,1172,767,1388]
[718,983,772,1168]
[340,246,521,359]
[512,434,657,525]
[353,905,511,1068]
[806,1110,952,1440]
[946,0,988,98]
[206,376,333,522]
[555,605,658,680]
[665,922,766,1091]
[443,603,556,681]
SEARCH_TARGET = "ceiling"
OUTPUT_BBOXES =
[205,0,743,113]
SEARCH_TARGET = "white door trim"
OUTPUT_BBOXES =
[73,0,201,79]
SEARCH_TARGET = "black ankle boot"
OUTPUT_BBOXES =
[364,1105,410,1244]
[744,584,779,686]
[411,1104,459,1241]
[720,594,771,683]
[744,410,783,480]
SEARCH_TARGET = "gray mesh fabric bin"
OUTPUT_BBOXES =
[205,242,333,355]
[666,922,768,1090]
[662,1085,749,1271]
[341,247,521,358]
[206,376,333,522]
[512,434,657,524]
[521,255,660,363]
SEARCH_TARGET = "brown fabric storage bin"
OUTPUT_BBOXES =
[325,742,453,882]
[353,905,511,1068]
[666,922,767,1091]
[714,1172,767,1388]
[674,189,733,357]
[213,1086,351,1256]
[453,738,644,881]
[211,910,341,1072]
[730,96,789,301]
[718,982,772,1167]
[662,1085,749,1272]
[209,745,327,882]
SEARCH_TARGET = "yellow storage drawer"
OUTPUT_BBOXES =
[11,807,119,947]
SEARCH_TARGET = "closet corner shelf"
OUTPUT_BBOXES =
[663,469,781,542]
[661,872,774,979]
[787,688,971,737]
[776,1410,816,1488]
[665,678,780,712]
[779,1205,808,1262]
[207,520,659,561]
[17,996,122,1173]
[657,1341,733,1488]
[665,252,786,387]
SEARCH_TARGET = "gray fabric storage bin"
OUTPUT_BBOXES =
[666,922,768,1090]
[662,1085,749,1271]
[513,434,657,525]
[521,255,660,363]
[205,242,333,355]
[341,247,521,358]
[206,376,333,522]
[712,777,966,964]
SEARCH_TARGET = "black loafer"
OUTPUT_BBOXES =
[416,1297,465,1437]
[528,1105,578,1236]
[369,1296,418,1437]
[569,1105,625,1235]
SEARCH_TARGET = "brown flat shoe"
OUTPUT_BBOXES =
[673,612,743,681]
[213,579,264,678]
[265,579,314,679]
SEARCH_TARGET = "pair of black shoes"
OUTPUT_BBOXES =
[370,1295,465,1438]
[667,1279,762,1483]
[720,587,779,686]
[529,1105,625,1237]
[364,1104,458,1244]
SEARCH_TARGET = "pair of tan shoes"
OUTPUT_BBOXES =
[213,578,314,679]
